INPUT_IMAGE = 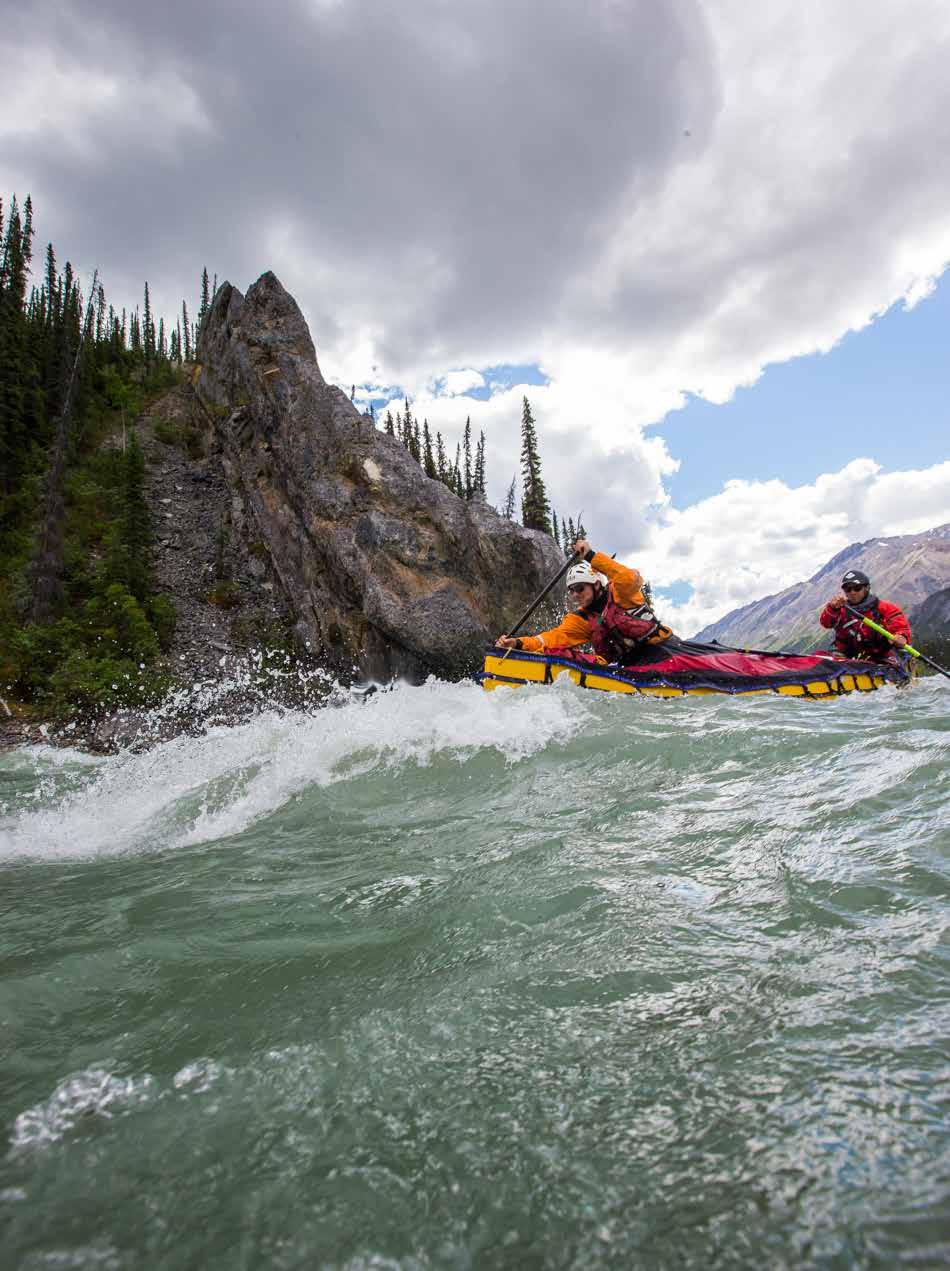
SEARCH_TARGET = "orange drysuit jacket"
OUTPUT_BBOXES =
[519,552,656,653]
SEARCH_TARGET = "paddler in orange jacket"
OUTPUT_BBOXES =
[496,539,674,666]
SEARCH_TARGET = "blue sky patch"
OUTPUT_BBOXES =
[654,271,950,507]
[654,581,695,605]
[429,361,550,401]
[353,361,550,414]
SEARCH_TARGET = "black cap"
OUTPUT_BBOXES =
[841,569,870,587]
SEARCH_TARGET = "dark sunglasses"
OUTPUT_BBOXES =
[567,583,591,595]
[842,584,866,592]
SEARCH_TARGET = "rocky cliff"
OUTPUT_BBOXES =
[694,524,950,651]
[146,272,562,684]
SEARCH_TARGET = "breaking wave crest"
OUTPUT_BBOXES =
[0,676,590,860]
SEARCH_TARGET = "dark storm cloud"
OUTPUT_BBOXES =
[3,0,716,372]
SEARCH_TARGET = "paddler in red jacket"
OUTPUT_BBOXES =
[495,539,673,666]
[819,569,911,662]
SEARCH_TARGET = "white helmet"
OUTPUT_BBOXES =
[566,561,607,590]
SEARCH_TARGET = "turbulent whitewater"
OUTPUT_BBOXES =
[1,676,948,1268]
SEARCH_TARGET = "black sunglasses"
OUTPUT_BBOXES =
[567,583,591,595]
[842,584,866,592]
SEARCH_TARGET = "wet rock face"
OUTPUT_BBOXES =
[194,273,562,680]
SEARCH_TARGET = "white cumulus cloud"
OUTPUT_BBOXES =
[437,369,486,397]
[637,459,950,636]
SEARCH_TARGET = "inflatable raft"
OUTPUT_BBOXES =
[480,638,910,699]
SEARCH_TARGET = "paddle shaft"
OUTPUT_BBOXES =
[844,604,950,681]
[506,553,578,642]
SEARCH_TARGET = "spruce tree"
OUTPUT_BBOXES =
[435,431,447,481]
[551,509,560,549]
[199,266,211,330]
[143,282,154,368]
[474,430,486,498]
[422,420,437,478]
[22,196,34,275]
[0,197,31,497]
[43,242,58,330]
[519,397,551,533]
[503,474,518,520]
[181,301,191,361]
[463,416,473,498]
[95,283,106,345]
[57,264,79,413]
[384,409,395,436]
[410,418,422,463]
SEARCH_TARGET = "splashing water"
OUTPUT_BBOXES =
[1,674,948,1268]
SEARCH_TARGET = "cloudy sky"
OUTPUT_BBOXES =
[5,0,950,633]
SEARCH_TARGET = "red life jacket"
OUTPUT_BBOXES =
[830,597,894,660]
[586,595,669,664]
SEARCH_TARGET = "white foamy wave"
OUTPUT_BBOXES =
[17,1245,123,1269]
[0,745,103,772]
[10,1068,158,1150]
[0,678,588,861]
[172,1057,229,1093]
[0,742,104,782]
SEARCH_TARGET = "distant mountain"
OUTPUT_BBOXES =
[694,524,950,651]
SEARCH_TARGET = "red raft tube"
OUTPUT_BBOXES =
[479,637,912,699]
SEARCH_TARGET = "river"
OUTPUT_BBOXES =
[1,675,948,1268]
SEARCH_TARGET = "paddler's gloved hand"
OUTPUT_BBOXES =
[829,593,846,609]
[496,635,523,649]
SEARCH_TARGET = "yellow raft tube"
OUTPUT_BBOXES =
[480,648,903,700]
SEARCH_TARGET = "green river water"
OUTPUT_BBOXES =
[1,675,948,1269]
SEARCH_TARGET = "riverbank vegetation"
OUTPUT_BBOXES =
[0,194,207,718]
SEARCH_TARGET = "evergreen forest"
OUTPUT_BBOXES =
[0,195,215,719]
